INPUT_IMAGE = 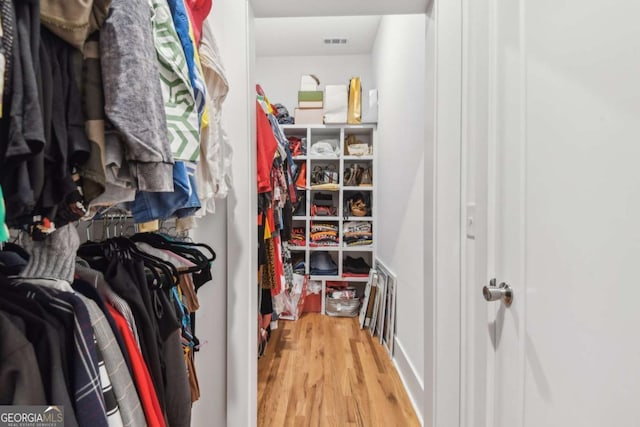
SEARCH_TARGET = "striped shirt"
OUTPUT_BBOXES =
[75,265,142,349]
[95,341,124,426]
[79,295,147,427]
[8,282,109,427]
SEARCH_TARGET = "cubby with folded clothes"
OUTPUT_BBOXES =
[343,256,373,278]
[310,222,339,247]
[291,253,306,275]
[343,221,373,247]
[310,251,339,276]
[290,227,307,247]
[311,192,338,217]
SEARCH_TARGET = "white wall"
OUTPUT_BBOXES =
[191,0,257,426]
[191,206,227,426]
[255,55,373,114]
[423,4,436,426]
[372,14,426,421]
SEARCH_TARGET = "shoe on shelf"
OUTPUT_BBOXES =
[344,164,358,186]
[359,167,372,186]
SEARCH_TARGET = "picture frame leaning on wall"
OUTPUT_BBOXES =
[359,268,377,329]
[375,259,397,358]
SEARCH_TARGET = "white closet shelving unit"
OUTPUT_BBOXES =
[282,124,377,314]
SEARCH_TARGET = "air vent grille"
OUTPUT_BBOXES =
[323,38,348,45]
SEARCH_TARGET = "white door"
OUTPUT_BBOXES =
[464,0,640,426]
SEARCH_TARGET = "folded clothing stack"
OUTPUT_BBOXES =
[289,227,306,246]
[310,251,338,276]
[292,253,306,274]
[343,221,373,247]
[310,223,339,247]
[343,256,371,277]
[311,192,337,216]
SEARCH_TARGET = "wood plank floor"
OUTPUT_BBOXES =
[258,313,420,427]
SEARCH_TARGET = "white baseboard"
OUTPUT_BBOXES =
[392,337,425,425]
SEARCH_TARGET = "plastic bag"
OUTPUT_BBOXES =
[273,274,308,321]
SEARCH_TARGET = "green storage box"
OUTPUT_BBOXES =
[298,91,324,102]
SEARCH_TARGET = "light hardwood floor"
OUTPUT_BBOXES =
[258,313,420,427]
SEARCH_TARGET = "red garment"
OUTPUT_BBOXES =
[184,0,212,45]
[257,101,278,193]
[107,304,166,427]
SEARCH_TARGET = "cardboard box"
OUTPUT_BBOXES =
[298,100,323,109]
[294,108,324,125]
[298,91,324,103]
[300,74,320,91]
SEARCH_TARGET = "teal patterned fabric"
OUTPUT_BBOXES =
[151,0,201,161]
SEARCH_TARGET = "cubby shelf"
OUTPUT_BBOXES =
[282,124,376,315]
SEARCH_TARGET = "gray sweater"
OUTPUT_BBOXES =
[100,0,174,192]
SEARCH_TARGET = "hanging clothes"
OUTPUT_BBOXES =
[166,0,208,135]
[0,185,8,242]
[150,0,201,162]
[0,309,47,405]
[183,0,212,46]
[107,304,166,427]
[0,222,215,425]
[100,0,174,193]
[39,0,110,50]
[196,18,232,215]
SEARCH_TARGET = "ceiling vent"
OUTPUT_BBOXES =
[323,38,348,45]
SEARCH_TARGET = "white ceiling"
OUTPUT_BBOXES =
[251,0,429,18]
[255,16,382,57]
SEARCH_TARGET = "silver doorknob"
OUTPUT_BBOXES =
[483,279,513,307]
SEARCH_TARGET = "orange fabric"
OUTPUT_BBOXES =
[256,101,277,193]
[265,206,275,237]
[107,304,166,427]
[272,235,284,295]
[295,162,306,189]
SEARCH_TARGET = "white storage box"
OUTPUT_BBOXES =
[362,89,379,123]
[323,84,348,124]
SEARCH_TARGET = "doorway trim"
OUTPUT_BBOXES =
[424,0,464,426]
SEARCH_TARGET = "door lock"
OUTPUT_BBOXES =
[483,279,513,307]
